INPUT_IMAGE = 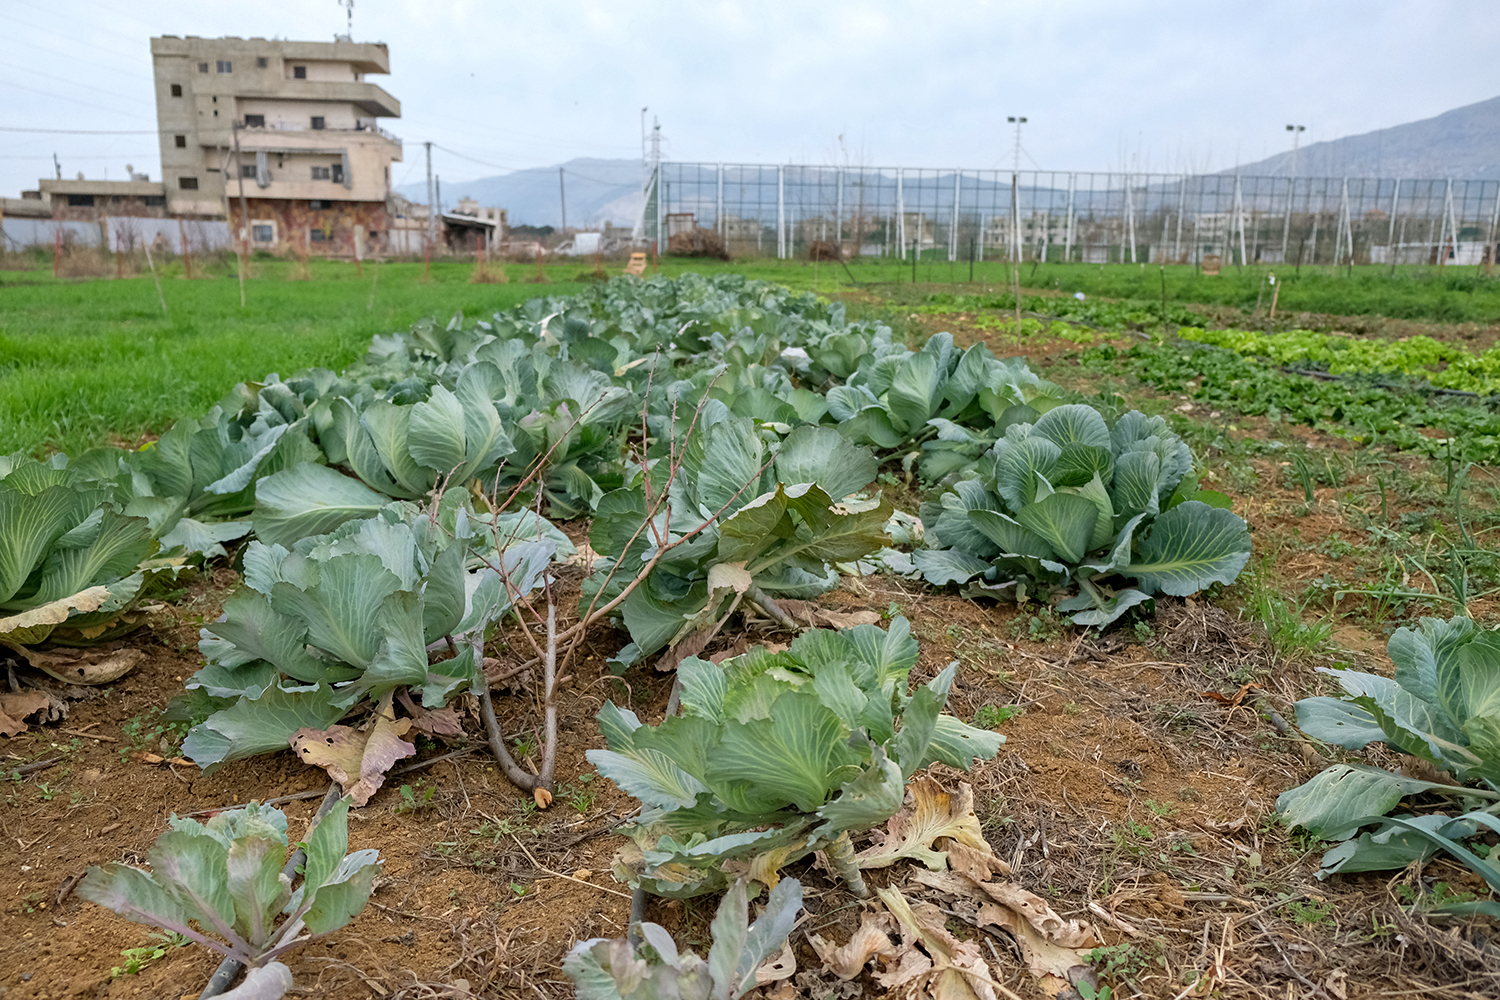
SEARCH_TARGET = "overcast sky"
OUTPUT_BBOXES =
[3,0,1497,196]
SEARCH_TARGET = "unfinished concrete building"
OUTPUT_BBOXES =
[150,35,403,256]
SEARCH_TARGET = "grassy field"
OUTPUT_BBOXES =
[0,259,594,456]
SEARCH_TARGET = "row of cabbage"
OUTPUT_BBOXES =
[3,273,1251,778]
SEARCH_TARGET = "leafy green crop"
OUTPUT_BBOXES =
[586,412,890,662]
[1086,342,1500,465]
[78,797,379,997]
[1278,616,1500,907]
[589,617,1003,897]
[1180,325,1500,396]
[0,453,161,652]
[183,500,555,769]
[913,404,1250,624]
[564,879,802,1000]
[817,331,1067,479]
[912,290,1207,329]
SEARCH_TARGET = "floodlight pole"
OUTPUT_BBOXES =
[1280,125,1304,259]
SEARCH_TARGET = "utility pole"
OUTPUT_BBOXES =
[559,167,567,233]
[424,141,435,251]
[649,116,662,249]
[231,123,249,306]
[1280,124,1305,260]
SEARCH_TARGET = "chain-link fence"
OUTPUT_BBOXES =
[643,165,1500,266]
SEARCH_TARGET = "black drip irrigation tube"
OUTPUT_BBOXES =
[198,784,344,999]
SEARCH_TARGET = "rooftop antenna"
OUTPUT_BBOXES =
[336,0,353,41]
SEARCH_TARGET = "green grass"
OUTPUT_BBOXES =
[0,258,591,456]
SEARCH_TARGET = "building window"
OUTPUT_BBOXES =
[309,228,330,242]
[217,60,232,73]
[243,114,265,128]
[309,199,332,210]
[293,65,306,79]
[66,194,95,207]
[310,116,325,130]
[331,163,344,184]
[251,223,274,243]
[255,56,268,68]
[311,166,332,180]
[145,195,164,207]
[170,83,183,97]
[240,164,257,179]
[178,177,199,190]
[198,62,209,73]
[174,134,187,148]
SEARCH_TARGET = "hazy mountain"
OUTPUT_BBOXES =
[1229,95,1500,179]
[398,157,643,229]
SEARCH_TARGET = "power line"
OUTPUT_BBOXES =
[0,58,156,111]
[0,153,156,159]
[0,80,154,120]
[0,125,161,134]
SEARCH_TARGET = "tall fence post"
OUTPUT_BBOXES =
[1064,173,1076,263]
[1484,181,1500,275]
[949,169,960,262]
[1387,179,1402,271]
[836,166,844,247]
[1173,175,1186,262]
[1124,172,1137,264]
[716,163,724,242]
[776,166,785,260]
[895,168,906,260]
[1232,175,1247,270]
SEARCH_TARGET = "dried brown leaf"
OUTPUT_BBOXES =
[755,940,797,986]
[875,885,999,1000]
[856,779,997,872]
[21,647,144,686]
[809,909,897,980]
[0,691,49,737]
[395,691,464,738]
[973,883,1101,982]
[289,693,414,806]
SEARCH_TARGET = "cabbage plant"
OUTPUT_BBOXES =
[913,407,1251,625]
[589,618,1003,898]
[183,500,554,770]
[77,798,379,1000]
[564,879,802,1000]
[0,454,159,653]
[584,412,889,662]
[1278,615,1500,906]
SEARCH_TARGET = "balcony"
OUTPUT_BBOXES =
[237,121,401,147]
[233,80,399,117]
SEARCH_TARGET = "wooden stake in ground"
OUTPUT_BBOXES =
[1267,272,1281,327]
[142,240,167,313]
[179,220,192,279]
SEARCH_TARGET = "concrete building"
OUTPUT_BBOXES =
[38,178,168,221]
[150,35,402,256]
